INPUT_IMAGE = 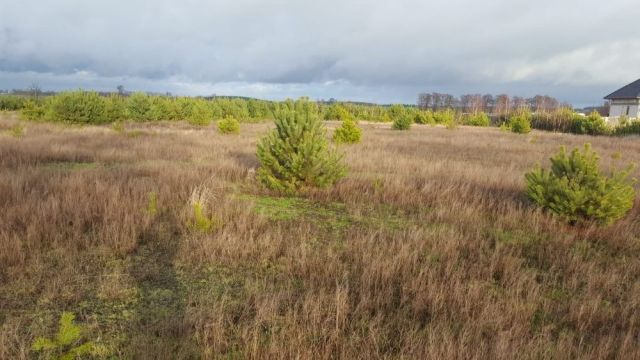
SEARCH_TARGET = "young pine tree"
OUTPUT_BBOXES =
[333,111,362,144]
[525,144,636,225]
[256,99,346,193]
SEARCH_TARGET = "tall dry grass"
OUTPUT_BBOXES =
[1,116,639,359]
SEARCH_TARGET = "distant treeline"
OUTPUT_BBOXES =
[1,89,637,136]
[417,92,609,116]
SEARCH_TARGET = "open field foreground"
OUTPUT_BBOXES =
[1,113,640,359]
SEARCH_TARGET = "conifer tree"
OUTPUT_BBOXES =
[333,110,362,144]
[257,98,346,193]
[525,144,636,225]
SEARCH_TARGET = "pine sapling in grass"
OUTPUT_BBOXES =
[333,117,362,144]
[217,116,240,134]
[525,143,636,225]
[257,98,346,193]
[31,312,105,359]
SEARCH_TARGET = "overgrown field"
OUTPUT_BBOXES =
[1,112,639,359]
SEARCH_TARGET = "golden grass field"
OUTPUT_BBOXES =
[1,112,639,359]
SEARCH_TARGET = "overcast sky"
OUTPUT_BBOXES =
[1,0,640,106]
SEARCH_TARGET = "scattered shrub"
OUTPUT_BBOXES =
[570,111,609,135]
[256,98,345,193]
[614,119,640,136]
[433,109,455,125]
[525,144,636,225]
[217,116,240,134]
[333,117,362,144]
[0,95,28,111]
[392,114,412,130]
[463,112,490,127]
[20,100,47,121]
[508,111,532,134]
[414,110,435,125]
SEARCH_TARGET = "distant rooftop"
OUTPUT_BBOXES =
[605,79,640,100]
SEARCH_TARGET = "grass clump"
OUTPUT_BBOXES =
[508,111,532,134]
[256,98,346,193]
[188,187,222,232]
[525,144,636,225]
[32,312,105,360]
[7,123,25,138]
[217,116,240,134]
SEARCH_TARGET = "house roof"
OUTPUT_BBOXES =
[605,79,640,100]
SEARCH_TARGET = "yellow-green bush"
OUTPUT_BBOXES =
[508,111,532,134]
[217,116,240,134]
[525,144,636,225]
[45,90,109,124]
[333,117,362,144]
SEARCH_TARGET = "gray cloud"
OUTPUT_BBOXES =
[1,0,639,105]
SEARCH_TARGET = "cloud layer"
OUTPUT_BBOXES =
[1,0,640,105]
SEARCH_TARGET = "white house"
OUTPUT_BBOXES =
[605,79,640,119]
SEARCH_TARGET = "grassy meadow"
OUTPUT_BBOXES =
[1,111,639,359]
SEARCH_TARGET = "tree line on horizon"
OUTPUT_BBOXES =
[417,92,609,115]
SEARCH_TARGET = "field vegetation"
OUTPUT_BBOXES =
[1,104,639,358]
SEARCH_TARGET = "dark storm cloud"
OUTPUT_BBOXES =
[1,0,640,105]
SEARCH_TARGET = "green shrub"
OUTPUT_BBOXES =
[45,91,108,124]
[256,98,346,193]
[570,111,609,135]
[392,114,412,130]
[387,104,406,120]
[414,110,435,125]
[463,112,490,127]
[525,144,636,225]
[508,111,532,134]
[187,100,213,126]
[614,119,640,136]
[32,312,105,359]
[127,92,154,121]
[20,100,47,121]
[433,109,455,125]
[0,95,28,111]
[103,94,126,122]
[217,116,240,134]
[333,117,362,144]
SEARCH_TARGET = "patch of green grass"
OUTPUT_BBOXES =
[238,195,351,230]
[238,194,421,232]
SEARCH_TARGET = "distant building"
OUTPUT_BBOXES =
[605,79,640,119]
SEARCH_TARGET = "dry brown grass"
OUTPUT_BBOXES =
[1,115,639,359]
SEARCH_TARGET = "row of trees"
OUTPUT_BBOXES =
[417,92,572,114]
